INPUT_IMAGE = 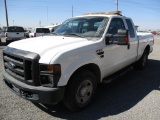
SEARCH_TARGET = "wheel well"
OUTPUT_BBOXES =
[68,63,101,84]
[145,45,150,55]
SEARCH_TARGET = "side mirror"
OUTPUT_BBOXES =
[117,29,129,45]
[105,29,129,45]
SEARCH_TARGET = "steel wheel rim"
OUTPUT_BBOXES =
[76,80,93,104]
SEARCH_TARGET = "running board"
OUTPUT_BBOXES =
[102,66,133,83]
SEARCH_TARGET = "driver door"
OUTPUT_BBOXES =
[102,18,132,77]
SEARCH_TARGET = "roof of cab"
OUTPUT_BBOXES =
[83,10,122,16]
[74,10,126,18]
[79,11,132,21]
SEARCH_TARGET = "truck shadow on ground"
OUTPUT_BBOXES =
[33,59,160,120]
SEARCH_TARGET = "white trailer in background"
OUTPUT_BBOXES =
[45,24,60,32]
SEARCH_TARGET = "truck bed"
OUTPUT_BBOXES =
[137,32,153,40]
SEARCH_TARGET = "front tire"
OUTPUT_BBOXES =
[63,70,97,111]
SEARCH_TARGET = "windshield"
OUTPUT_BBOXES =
[54,16,108,39]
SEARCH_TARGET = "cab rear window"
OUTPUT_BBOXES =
[125,19,135,38]
[36,28,50,33]
[7,27,24,32]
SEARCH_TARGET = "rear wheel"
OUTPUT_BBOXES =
[136,49,148,69]
[63,70,97,111]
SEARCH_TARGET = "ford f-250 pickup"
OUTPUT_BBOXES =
[3,11,154,111]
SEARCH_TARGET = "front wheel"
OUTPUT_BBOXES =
[63,70,97,111]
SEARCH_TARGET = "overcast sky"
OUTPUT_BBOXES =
[0,0,160,31]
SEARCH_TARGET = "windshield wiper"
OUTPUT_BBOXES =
[51,32,59,35]
[63,33,84,38]
[42,32,58,37]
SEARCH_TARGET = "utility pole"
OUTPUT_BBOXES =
[72,5,73,17]
[116,0,118,11]
[4,0,9,27]
[47,6,48,25]
[39,21,41,27]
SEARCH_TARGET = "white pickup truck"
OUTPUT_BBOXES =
[5,26,26,44]
[3,11,153,111]
[29,27,50,38]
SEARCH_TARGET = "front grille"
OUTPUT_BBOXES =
[4,53,32,82]
[3,47,40,86]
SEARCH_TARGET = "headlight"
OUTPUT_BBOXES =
[39,64,61,87]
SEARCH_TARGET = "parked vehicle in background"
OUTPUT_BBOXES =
[151,31,157,35]
[0,28,5,44]
[0,27,2,33]
[0,28,2,44]
[25,30,31,38]
[0,28,6,38]
[5,26,25,44]
[29,27,50,38]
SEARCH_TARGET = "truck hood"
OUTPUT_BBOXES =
[8,36,92,63]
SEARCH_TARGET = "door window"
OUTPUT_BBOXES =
[107,18,125,34]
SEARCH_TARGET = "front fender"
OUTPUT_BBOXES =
[51,51,103,86]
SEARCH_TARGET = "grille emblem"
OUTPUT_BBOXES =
[8,62,16,69]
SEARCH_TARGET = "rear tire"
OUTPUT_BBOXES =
[6,40,10,45]
[136,49,148,70]
[63,70,97,111]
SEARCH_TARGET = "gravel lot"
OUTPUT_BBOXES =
[0,36,160,120]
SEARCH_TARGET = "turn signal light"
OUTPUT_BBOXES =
[125,37,129,44]
[40,64,61,75]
